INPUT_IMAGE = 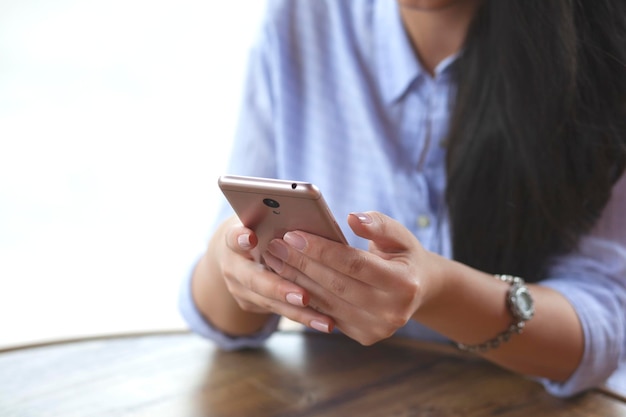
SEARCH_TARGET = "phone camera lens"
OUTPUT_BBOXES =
[263,198,280,208]
[291,183,297,189]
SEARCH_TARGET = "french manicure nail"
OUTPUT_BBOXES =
[238,234,252,249]
[286,293,304,307]
[283,232,306,251]
[310,320,330,333]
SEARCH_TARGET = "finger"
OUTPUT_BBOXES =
[263,251,345,312]
[222,222,263,262]
[264,245,394,322]
[224,258,307,309]
[347,211,418,256]
[263,246,409,344]
[264,259,409,346]
[224,257,335,333]
[269,231,392,288]
[224,224,259,253]
[227,277,335,333]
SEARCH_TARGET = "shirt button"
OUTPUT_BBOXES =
[417,215,431,229]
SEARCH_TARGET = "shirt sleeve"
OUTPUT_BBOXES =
[538,173,626,397]
[178,262,281,350]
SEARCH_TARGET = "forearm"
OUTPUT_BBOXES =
[415,256,584,382]
[191,217,273,336]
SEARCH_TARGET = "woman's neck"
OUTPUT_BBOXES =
[398,0,483,76]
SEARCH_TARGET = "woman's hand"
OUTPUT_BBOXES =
[263,211,444,345]
[210,217,336,334]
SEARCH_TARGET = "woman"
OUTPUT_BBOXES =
[180,0,626,397]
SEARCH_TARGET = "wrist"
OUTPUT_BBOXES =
[456,275,535,353]
[410,258,513,345]
[412,252,463,317]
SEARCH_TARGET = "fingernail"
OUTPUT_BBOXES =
[350,212,373,224]
[310,320,330,333]
[286,293,304,307]
[267,240,289,260]
[237,234,252,249]
[283,232,306,251]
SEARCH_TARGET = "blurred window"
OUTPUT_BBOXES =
[0,0,265,348]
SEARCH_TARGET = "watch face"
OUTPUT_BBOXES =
[510,286,535,321]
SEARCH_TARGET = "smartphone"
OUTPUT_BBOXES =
[218,175,348,259]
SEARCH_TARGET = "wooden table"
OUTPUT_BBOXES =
[1,331,625,417]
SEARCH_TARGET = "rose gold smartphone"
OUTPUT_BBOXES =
[218,175,348,259]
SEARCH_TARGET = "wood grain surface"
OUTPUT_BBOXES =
[1,331,624,417]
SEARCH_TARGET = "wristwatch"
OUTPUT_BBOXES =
[457,274,535,353]
[506,275,535,322]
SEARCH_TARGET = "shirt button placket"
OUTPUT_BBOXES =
[417,214,431,229]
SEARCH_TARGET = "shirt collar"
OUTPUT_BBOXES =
[373,0,459,104]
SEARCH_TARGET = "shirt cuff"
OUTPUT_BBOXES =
[537,279,623,397]
[178,259,280,351]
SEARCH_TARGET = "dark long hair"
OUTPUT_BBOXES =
[446,0,626,282]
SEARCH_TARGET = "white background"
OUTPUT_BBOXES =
[0,0,266,348]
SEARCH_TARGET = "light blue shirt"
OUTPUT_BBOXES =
[180,0,626,398]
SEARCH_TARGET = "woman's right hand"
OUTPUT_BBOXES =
[192,216,335,335]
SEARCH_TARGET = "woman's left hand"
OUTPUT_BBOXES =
[263,211,444,345]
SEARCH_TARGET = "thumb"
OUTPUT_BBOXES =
[223,217,259,252]
[347,211,416,255]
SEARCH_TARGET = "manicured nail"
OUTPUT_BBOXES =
[286,293,304,307]
[350,212,373,224]
[267,240,289,260]
[237,234,252,249]
[310,320,330,333]
[283,232,306,251]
